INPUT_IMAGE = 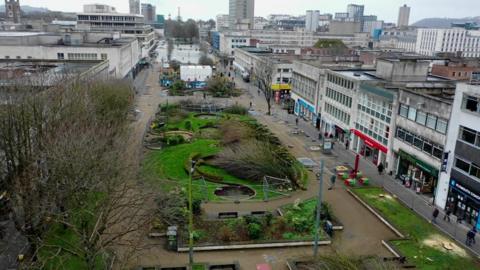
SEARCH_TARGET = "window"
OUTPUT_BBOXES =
[407,107,417,121]
[416,111,427,125]
[455,158,471,173]
[463,95,480,113]
[405,132,414,144]
[426,114,437,129]
[396,128,406,140]
[433,147,443,159]
[436,119,448,134]
[471,164,480,179]
[423,141,433,155]
[413,136,423,149]
[101,53,108,60]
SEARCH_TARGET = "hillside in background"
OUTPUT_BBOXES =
[413,17,480,28]
[0,5,49,14]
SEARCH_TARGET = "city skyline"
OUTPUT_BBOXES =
[16,0,480,23]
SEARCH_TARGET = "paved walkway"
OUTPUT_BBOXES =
[234,74,480,258]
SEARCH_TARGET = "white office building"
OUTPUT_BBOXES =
[305,10,320,32]
[415,27,480,58]
[76,4,156,58]
[436,83,480,228]
[229,0,255,30]
[0,31,141,79]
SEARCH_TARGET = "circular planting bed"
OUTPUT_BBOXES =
[162,131,194,141]
[214,185,256,201]
[194,113,219,120]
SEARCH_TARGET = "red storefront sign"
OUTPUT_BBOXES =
[351,129,388,153]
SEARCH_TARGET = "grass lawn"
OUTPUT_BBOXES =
[192,264,207,270]
[352,187,479,270]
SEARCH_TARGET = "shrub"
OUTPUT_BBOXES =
[224,105,248,115]
[218,226,233,242]
[192,230,206,241]
[265,213,274,227]
[247,223,262,240]
[165,134,185,146]
[184,120,192,130]
[192,199,202,216]
[243,215,261,225]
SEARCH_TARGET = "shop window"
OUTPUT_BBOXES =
[436,119,448,134]
[455,158,471,173]
[408,107,417,121]
[416,111,427,125]
[426,114,437,129]
[460,126,477,144]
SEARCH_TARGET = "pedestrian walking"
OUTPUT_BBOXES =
[443,206,452,222]
[345,140,350,150]
[295,117,299,126]
[472,227,477,245]
[257,89,260,95]
[467,229,475,246]
[377,163,385,175]
[328,175,336,190]
[432,208,439,224]
[249,101,252,108]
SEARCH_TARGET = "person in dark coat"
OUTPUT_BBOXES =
[377,163,385,175]
[328,175,336,190]
[432,208,439,224]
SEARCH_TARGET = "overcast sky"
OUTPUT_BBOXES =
[19,0,480,23]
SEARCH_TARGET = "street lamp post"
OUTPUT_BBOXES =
[188,160,197,265]
[314,160,325,258]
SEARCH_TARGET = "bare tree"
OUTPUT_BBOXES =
[253,58,275,115]
[0,78,152,269]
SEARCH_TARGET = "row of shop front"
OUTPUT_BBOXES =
[291,98,480,229]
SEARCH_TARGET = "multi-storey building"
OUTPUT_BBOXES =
[305,10,320,32]
[229,0,255,30]
[141,3,156,22]
[76,4,155,58]
[216,30,370,56]
[216,15,230,31]
[0,31,141,79]
[393,89,453,198]
[437,83,480,229]
[129,0,140,15]
[415,26,480,58]
[347,4,364,21]
[397,4,410,28]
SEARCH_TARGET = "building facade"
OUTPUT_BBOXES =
[437,83,480,229]
[305,10,320,32]
[0,32,141,79]
[129,0,140,15]
[141,3,156,22]
[229,0,255,30]
[397,4,410,28]
[216,14,230,31]
[76,5,155,58]
[415,27,480,58]
[393,89,452,198]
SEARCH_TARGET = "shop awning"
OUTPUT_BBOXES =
[351,129,388,153]
[398,149,439,176]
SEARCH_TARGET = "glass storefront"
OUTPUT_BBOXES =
[396,150,438,194]
[447,180,480,229]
